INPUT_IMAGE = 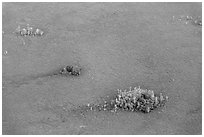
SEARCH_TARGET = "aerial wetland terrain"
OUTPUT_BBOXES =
[2,3,202,134]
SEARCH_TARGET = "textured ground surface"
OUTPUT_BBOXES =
[2,3,202,134]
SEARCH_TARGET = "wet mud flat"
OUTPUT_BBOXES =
[2,3,202,134]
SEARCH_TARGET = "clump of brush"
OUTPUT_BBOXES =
[60,65,81,76]
[112,86,168,113]
[14,24,44,37]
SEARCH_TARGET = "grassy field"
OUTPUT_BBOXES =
[2,3,202,134]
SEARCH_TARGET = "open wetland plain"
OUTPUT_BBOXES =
[2,3,202,135]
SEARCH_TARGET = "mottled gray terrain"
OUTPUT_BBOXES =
[2,3,202,134]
